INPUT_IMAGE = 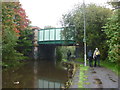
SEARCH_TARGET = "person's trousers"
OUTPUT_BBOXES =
[89,57,93,67]
[94,55,100,67]
[67,56,70,61]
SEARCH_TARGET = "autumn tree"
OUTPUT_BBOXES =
[13,2,32,57]
[2,2,23,66]
[13,2,30,31]
[2,2,32,67]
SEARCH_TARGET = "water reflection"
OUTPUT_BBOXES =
[2,60,68,88]
[38,79,63,88]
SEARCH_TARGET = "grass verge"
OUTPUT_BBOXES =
[78,64,89,88]
[75,58,119,76]
[75,58,84,63]
[62,59,67,62]
[101,60,119,76]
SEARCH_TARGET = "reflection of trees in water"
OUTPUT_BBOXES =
[2,63,34,88]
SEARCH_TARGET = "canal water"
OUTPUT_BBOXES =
[2,60,68,88]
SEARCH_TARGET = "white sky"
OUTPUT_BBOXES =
[19,0,110,28]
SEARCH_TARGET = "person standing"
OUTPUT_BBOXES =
[93,48,100,67]
[67,50,71,61]
[88,50,93,67]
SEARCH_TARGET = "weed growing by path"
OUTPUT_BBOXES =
[78,64,89,88]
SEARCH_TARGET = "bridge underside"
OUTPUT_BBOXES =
[37,28,77,60]
[38,40,76,60]
[38,40,76,46]
[38,45,56,60]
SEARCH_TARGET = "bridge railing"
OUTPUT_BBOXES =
[38,27,75,41]
[38,27,75,45]
[38,28,65,41]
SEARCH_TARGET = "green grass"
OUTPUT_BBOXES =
[62,58,90,88]
[75,58,84,63]
[62,59,67,62]
[74,58,90,65]
[75,58,119,76]
[101,60,119,76]
[78,64,89,88]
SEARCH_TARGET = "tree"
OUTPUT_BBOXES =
[56,47,62,62]
[16,28,33,57]
[13,2,30,31]
[13,2,32,58]
[61,4,112,59]
[2,2,32,67]
[2,2,24,66]
[103,1,120,63]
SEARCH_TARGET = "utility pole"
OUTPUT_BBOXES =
[83,0,87,66]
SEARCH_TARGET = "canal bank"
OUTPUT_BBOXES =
[69,63,89,88]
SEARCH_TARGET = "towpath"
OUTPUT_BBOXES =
[70,63,119,89]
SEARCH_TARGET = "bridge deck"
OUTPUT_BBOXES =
[38,40,76,46]
[38,28,76,45]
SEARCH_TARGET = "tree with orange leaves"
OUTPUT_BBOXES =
[2,2,32,67]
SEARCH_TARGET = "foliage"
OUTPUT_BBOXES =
[56,47,62,62]
[2,2,31,67]
[15,28,33,57]
[60,46,68,59]
[103,4,120,63]
[13,2,30,31]
[75,58,84,63]
[60,46,75,59]
[61,4,112,60]
[2,2,23,65]
[62,59,67,62]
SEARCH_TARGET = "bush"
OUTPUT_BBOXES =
[103,9,120,63]
[56,47,62,62]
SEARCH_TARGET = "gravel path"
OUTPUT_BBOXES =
[70,63,119,89]
[84,67,119,88]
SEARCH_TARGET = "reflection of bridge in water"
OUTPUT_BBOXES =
[34,60,68,88]
[37,28,76,60]
[38,79,63,88]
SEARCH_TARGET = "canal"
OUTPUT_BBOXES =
[2,60,68,88]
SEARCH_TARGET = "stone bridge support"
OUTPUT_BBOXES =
[38,45,56,60]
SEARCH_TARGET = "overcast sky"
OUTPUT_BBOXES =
[19,0,110,28]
